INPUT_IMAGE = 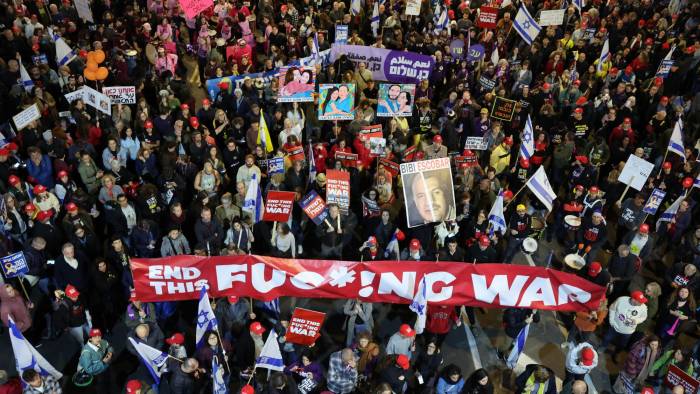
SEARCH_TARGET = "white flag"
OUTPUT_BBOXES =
[371,2,380,37]
[128,337,168,384]
[196,286,218,348]
[8,316,63,381]
[667,119,685,161]
[526,167,557,211]
[409,277,428,334]
[488,190,507,235]
[519,115,535,160]
[255,330,285,371]
[19,60,34,92]
[513,5,541,45]
[491,47,500,65]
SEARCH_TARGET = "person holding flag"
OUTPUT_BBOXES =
[7,315,62,385]
[242,173,264,224]
[257,111,274,155]
[195,286,219,349]
[498,308,539,366]
[513,5,541,45]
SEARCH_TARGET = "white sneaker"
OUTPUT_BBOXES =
[298,245,304,255]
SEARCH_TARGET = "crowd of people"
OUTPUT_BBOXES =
[0,0,699,390]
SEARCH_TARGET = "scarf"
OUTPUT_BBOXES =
[635,345,658,386]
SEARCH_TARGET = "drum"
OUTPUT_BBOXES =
[531,216,545,239]
[521,237,538,255]
[124,49,137,59]
[145,43,157,65]
[564,253,586,270]
[564,215,582,230]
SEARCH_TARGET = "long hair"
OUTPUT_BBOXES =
[322,87,339,114]
[667,286,697,311]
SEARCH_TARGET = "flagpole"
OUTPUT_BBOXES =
[657,149,669,178]
[16,276,31,302]
[504,182,529,210]
[209,295,232,373]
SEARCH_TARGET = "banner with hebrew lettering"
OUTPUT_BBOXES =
[330,45,434,84]
[131,255,606,312]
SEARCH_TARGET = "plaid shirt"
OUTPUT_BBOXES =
[327,351,358,394]
[23,375,62,393]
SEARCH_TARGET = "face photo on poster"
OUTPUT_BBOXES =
[277,66,316,103]
[376,83,415,117]
[400,158,457,227]
[318,84,356,121]
[369,137,386,157]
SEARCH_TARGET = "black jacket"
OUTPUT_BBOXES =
[503,308,539,338]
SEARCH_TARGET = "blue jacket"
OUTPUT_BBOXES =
[79,340,113,375]
[26,154,54,188]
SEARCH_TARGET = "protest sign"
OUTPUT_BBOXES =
[330,45,434,84]
[74,0,94,22]
[263,191,296,222]
[643,188,666,215]
[64,88,85,103]
[377,84,415,117]
[102,86,136,104]
[400,158,456,227]
[206,70,277,101]
[277,66,315,103]
[490,97,517,121]
[82,85,112,115]
[299,190,329,225]
[335,25,348,44]
[362,195,381,217]
[369,138,386,157]
[464,136,489,150]
[405,0,421,15]
[455,155,479,168]
[318,84,355,121]
[267,157,285,176]
[477,6,499,28]
[286,308,326,346]
[379,158,399,177]
[618,154,655,191]
[657,60,674,78]
[326,170,351,213]
[179,0,214,19]
[538,9,565,26]
[12,104,40,131]
[335,151,358,166]
[479,76,496,91]
[449,39,465,59]
[286,146,306,162]
[0,251,29,278]
[664,365,700,393]
[360,125,383,141]
[131,255,607,313]
[467,44,485,62]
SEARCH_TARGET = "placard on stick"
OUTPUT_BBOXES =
[618,154,654,191]
[285,308,326,346]
[490,97,517,121]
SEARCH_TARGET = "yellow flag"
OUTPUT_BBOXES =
[257,112,274,153]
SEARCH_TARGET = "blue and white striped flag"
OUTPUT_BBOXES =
[195,286,218,349]
[656,194,684,231]
[243,173,264,224]
[128,337,168,384]
[261,298,281,318]
[384,231,400,258]
[8,316,63,381]
[667,119,685,161]
[655,45,676,78]
[513,5,541,45]
[572,0,584,12]
[312,33,320,60]
[519,115,535,160]
[434,4,449,34]
[488,190,507,236]
[255,330,285,371]
[371,2,380,37]
[409,276,428,334]
[597,38,610,74]
[19,60,34,92]
[308,143,317,186]
[506,323,530,369]
[526,167,557,211]
[212,356,229,394]
[351,0,361,15]
[693,172,700,189]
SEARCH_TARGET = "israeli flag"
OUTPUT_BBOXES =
[572,0,584,11]
[55,37,76,66]
[656,194,684,231]
[312,33,321,61]
[212,356,229,394]
[667,119,685,161]
[19,60,34,92]
[526,167,557,211]
[351,0,361,16]
[514,5,541,45]
[196,286,218,349]
[409,276,428,334]
[8,316,63,381]
[490,47,500,65]
[128,337,168,384]
[261,298,281,318]
[308,143,317,186]
[693,172,700,189]
[384,231,400,258]
[488,190,507,236]
[519,115,535,160]
[656,45,676,78]
[597,38,610,74]
[243,173,264,224]
[434,4,449,34]
[506,323,530,369]
[371,2,380,37]
[255,330,285,371]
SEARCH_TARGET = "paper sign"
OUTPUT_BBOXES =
[74,0,93,22]
[464,137,489,150]
[369,137,386,157]
[285,308,326,346]
[490,96,517,121]
[277,66,315,103]
[335,25,348,44]
[379,158,399,177]
[299,190,329,226]
[377,84,416,117]
[618,154,654,191]
[335,151,358,162]
[479,76,496,91]
[12,104,40,131]
[399,157,456,228]
[478,6,499,28]
[360,125,383,141]
[64,88,85,103]
[102,86,136,104]
[82,85,112,116]
[449,39,465,60]
[179,0,214,19]
[263,191,296,222]
[538,9,565,26]
[405,0,421,15]
[326,170,350,214]
[467,44,485,62]
[268,157,285,175]
[286,146,306,162]
[0,251,29,278]
[665,365,700,392]
[643,188,666,215]
[455,155,479,168]
[318,83,355,121]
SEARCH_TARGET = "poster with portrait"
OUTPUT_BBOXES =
[399,157,456,228]
[277,66,316,103]
[376,84,416,117]
[317,84,355,121]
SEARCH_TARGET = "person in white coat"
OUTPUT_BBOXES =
[565,343,598,385]
[602,290,648,354]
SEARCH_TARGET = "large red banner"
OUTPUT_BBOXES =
[131,255,605,312]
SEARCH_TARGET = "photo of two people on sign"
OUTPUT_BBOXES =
[318,84,356,120]
[376,83,416,117]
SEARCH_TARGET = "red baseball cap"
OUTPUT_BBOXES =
[35,210,53,222]
[503,136,514,146]
[24,203,36,213]
[189,117,200,128]
[33,184,47,194]
[609,67,619,75]
[66,202,78,212]
[126,380,142,393]
[519,158,530,168]
[630,290,648,304]
[396,354,410,369]
[409,239,421,250]
[503,190,513,199]
[9,175,20,186]
[575,155,588,164]
[639,223,649,234]
[218,81,230,90]
[65,284,80,298]
[0,148,9,156]
[662,161,672,170]
[644,37,653,45]
[589,186,599,194]
[623,117,631,124]
[241,384,255,394]
[57,170,68,178]
[202,98,211,106]
[165,333,185,345]
[478,235,490,247]
[574,107,583,114]
[144,120,154,129]
[542,82,551,90]
[575,185,585,191]
[399,323,415,337]
[228,295,239,303]
[581,347,595,366]
[433,134,443,144]
[250,322,266,335]
[180,103,189,110]
[588,262,602,277]
[89,328,102,338]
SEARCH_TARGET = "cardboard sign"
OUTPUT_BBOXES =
[538,9,565,26]
[490,97,517,121]
[618,154,654,191]
[360,125,383,141]
[335,151,358,164]
[369,137,386,157]
[449,39,465,60]
[664,365,700,392]
[326,170,350,214]
[268,157,285,175]
[464,136,489,150]
[0,251,29,278]
[318,83,355,121]
[263,191,296,222]
[405,0,421,15]
[277,66,316,103]
[477,6,499,28]
[335,25,348,44]
[362,195,381,216]
[299,190,329,226]
[179,0,214,19]
[286,146,306,162]
[102,86,136,104]
[467,44,485,62]
[285,308,326,346]
[643,188,666,215]
[377,84,416,117]
[64,88,85,103]
[379,158,400,177]
[455,155,479,168]
[479,76,496,91]
[74,0,93,22]
[82,85,112,115]
[12,104,40,131]
[399,157,457,228]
